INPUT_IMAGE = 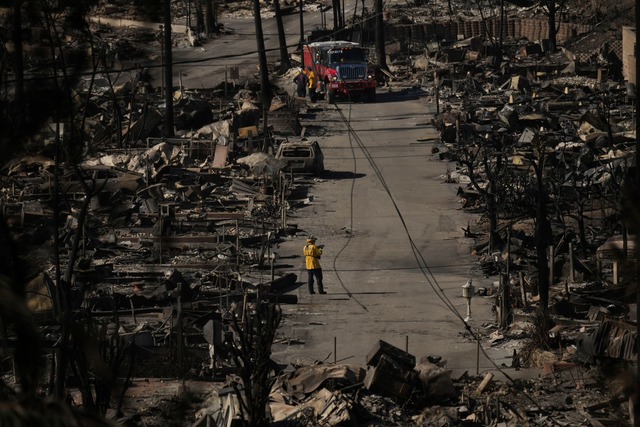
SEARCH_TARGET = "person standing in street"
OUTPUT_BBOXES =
[293,68,308,98]
[304,237,326,294]
[307,67,318,102]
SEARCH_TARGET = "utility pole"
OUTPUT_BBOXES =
[499,0,505,53]
[298,0,304,53]
[434,71,440,115]
[375,0,387,70]
[186,0,191,28]
[12,0,24,126]
[274,0,291,73]
[332,0,340,33]
[634,2,640,425]
[160,25,164,97]
[163,0,174,136]
[252,0,272,148]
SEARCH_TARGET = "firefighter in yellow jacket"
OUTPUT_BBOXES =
[304,236,326,294]
[306,67,318,102]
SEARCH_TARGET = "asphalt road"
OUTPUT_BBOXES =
[270,90,513,375]
[163,8,322,90]
[149,0,369,90]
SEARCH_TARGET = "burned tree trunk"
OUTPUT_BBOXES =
[227,302,282,427]
[204,0,216,35]
[459,143,503,253]
[163,0,175,136]
[273,0,291,73]
[0,216,42,397]
[545,0,557,52]
[482,150,502,251]
[534,162,553,313]
[195,1,205,35]
[37,0,74,398]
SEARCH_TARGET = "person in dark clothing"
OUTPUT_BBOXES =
[293,69,308,98]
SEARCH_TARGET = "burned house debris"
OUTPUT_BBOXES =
[426,32,637,314]
[0,2,317,419]
[386,0,640,424]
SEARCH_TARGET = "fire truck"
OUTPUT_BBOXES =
[303,41,377,103]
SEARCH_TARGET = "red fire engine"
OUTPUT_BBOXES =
[303,41,377,103]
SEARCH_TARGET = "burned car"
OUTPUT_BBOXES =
[275,140,325,175]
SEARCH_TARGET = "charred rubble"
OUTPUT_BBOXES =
[2,75,309,362]
[1,0,639,425]
[0,11,314,420]
[422,22,637,358]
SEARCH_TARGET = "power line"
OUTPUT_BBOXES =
[4,9,387,85]
[332,95,549,414]
[306,263,480,272]
[330,88,368,311]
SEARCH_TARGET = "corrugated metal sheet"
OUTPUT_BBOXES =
[578,320,637,362]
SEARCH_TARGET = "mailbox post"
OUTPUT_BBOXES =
[462,279,475,322]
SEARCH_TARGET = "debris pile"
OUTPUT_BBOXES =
[195,340,631,426]
[1,39,320,395]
